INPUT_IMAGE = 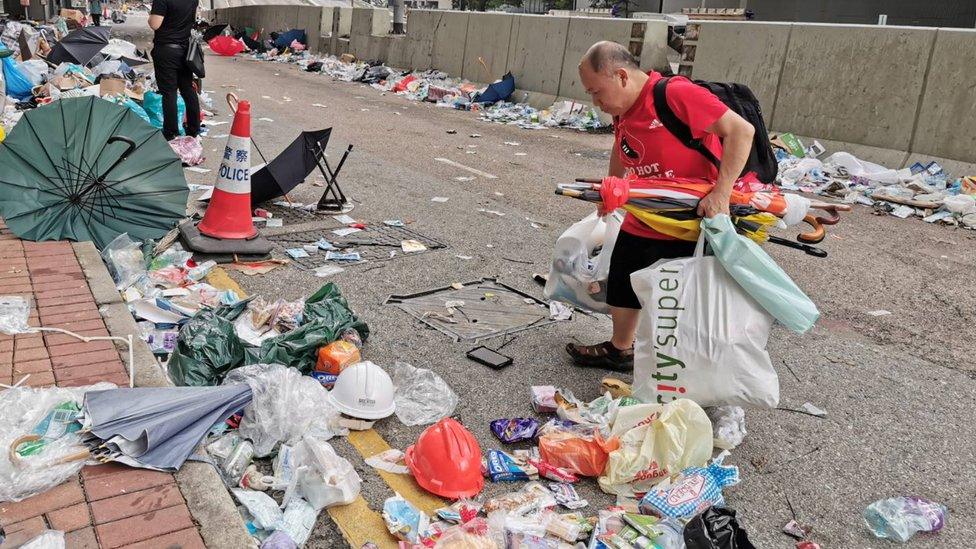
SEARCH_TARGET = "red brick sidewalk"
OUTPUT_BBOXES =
[0,223,206,548]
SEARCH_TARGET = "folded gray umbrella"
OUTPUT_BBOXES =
[82,384,252,472]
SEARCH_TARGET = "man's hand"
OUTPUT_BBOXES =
[697,186,731,218]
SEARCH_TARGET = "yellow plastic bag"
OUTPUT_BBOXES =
[598,399,712,496]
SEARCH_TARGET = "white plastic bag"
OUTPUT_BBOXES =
[544,211,623,313]
[223,364,347,457]
[100,233,146,290]
[0,295,31,334]
[598,399,713,495]
[289,435,361,510]
[20,530,66,549]
[822,152,911,186]
[390,361,458,426]
[631,236,779,408]
[1,383,116,502]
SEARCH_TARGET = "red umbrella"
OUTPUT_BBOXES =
[208,35,245,56]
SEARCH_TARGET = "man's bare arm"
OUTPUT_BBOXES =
[148,14,163,30]
[697,110,754,217]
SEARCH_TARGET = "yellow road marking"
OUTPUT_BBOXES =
[347,429,447,515]
[326,496,397,549]
[205,267,247,298]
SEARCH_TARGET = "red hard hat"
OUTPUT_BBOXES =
[405,418,484,499]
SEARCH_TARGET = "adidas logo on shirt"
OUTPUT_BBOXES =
[649,118,663,129]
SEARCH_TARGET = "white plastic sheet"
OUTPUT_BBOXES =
[1,382,116,502]
[223,364,346,457]
[390,361,458,426]
[823,152,912,186]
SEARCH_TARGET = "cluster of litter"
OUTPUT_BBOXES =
[771,132,976,229]
[208,23,607,133]
[0,17,218,166]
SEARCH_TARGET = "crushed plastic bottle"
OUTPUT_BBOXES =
[863,496,947,543]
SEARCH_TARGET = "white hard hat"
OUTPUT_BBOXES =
[327,361,396,420]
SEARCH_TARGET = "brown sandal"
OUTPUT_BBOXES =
[566,341,634,372]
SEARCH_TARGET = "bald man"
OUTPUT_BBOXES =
[566,41,755,372]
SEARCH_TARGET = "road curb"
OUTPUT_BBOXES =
[72,241,256,549]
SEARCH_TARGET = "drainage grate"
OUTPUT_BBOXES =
[262,203,323,224]
[268,224,447,271]
[384,278,556,342]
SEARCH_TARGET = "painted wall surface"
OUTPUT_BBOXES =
[692,20,976,164]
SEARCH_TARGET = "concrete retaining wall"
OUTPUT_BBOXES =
[210,6,668,107]
[691,20,976,166]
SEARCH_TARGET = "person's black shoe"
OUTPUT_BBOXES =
[566,341,634,372]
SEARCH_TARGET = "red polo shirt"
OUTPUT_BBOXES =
[614,72,728,238]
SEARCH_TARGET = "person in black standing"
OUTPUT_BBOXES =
[148,0,200,141]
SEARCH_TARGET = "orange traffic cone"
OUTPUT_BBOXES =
[180,95,271,260]
[198,100,256,239]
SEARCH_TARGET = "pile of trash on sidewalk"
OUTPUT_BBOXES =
[203,24,608,133]
[1,17,215,164]
[771,132,976,229]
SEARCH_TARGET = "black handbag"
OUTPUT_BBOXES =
[186,32,205,78]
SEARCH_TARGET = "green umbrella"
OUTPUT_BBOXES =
[0,97,188,250]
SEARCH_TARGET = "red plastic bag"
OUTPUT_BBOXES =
[537,422,619,477]
[393,75,417,93]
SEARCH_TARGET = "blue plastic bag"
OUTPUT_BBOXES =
[2,57,35,101]
[701,214,819,334]
[638,455,740,519]
[142,91,185,135]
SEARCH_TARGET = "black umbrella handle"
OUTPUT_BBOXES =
[766,235,828,258]
[97,136,136,183]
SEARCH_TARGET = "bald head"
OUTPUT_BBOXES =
[578,41,648,116]
[580,40,640,74]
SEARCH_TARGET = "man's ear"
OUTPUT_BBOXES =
[615,68,629,88]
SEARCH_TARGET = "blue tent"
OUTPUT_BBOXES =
[274,29,307,50]
[474,72,515,105]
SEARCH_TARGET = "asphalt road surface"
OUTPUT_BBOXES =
[119,15,976,548]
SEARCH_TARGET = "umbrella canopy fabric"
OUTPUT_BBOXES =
[209,35,245,56]
[48,26,111,66]
[273,29,305,50]
[83,384,252,471]
[202,23,228,42]
[0,97,188,250]
[99,38,149,66]
[474,72,515,105]
[251,128,332,206]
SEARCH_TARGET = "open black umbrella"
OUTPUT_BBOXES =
[202,23,228,42]
[0,97,188,250]
[251,128,333,206]
[48,26,111,66]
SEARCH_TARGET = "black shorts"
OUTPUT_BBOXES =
[606,230,697,309]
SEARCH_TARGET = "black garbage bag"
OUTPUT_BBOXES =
[357,65,391,84]
[684,507,757,549]
[306,61,323,72]
[243,318,336,373]
[303,283,369,341]
[167,301,250,387]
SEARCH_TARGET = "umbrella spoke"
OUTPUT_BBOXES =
[0,148,72,199]
[99,159,182,191]
[0,176,70,200]
[22,115,73,194]
[87,112,129,180]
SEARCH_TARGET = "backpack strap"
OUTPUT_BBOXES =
[652,77,721,170]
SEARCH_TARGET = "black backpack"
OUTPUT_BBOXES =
[652,77,778,184]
